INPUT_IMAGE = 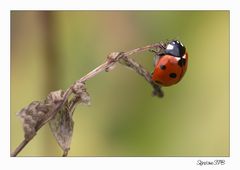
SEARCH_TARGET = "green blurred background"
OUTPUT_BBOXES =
[11,11,229,156]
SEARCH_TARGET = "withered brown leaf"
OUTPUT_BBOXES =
[49,101,74,153]
[17,101,51,140]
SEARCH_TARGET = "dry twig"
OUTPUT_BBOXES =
[11,42,166,157]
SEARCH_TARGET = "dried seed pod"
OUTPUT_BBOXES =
[72,82,91,105]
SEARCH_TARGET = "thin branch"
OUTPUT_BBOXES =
[62,149,69,157]
[11,139,30,157]
[11,42,165,156]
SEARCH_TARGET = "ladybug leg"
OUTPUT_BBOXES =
[149,46,165,55]
[149,46,165,66]
[149,49,159,58]
[149,49,162,56]
[149,49,158,54]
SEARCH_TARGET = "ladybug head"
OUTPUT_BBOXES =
[165,40,186,57]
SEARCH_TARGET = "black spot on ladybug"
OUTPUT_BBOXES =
[169,73,177,78]
[160,64,166,70]
[178,58,186,67]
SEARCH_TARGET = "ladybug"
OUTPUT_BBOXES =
[151,40,188,86]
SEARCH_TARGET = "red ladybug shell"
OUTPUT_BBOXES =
[152,53,188,86]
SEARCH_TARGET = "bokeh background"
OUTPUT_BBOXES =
[11,11,229,156]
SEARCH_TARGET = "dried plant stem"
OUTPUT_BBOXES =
[11,42,165,157]
[10,89,72,157]
[62,150,69,157]
[10,139,30,157]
